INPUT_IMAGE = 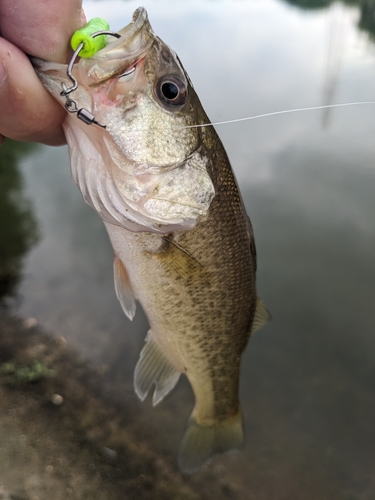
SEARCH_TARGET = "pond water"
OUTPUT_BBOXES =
[2,0,375,497]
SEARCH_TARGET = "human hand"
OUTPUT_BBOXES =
[0,0,84,146]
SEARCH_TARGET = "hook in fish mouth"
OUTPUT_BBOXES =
[79,8,155,86]
[33,8,155,129]
[58,29,122,127]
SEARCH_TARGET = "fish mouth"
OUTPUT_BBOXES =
[31,8,155,104]
[79,8,155,86]
[115,7,151,47]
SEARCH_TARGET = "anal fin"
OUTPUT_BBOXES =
[114,255,136,321]
[134,331,181,406]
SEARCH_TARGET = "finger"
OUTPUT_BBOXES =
[0,38,66,145]
[0,0,84,63]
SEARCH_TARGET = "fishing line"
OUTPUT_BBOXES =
[178,101,375,130]
[63,20,375,132]
[62,19,375,133]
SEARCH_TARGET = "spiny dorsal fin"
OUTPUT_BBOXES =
[251,296,271,334]
[134,331,181,406]
[113,255,136,321]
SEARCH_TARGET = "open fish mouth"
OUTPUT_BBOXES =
[79,8,155,87]
[31,7,155,94]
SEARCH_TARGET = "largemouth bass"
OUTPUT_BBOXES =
[32,8,270,473]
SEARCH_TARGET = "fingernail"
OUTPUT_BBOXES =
[0,60,6,88]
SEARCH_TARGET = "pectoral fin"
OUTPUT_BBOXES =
[151,235,210,287]
[114,255,136,320]
[134,331,181,406]
[250,296,271,335]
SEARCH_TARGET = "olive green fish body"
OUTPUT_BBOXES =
[32,8,269,473]
[106,127,257,471]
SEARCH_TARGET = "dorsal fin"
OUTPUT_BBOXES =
[251,296,271,334]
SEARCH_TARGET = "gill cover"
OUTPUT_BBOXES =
[33,8,215,233]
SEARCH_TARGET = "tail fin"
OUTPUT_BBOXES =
[178,412,244,474]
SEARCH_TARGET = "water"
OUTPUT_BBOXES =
[2,0,375,497]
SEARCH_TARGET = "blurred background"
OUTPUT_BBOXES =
[1,0,375,498]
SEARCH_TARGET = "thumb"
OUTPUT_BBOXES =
[0,0,84,63]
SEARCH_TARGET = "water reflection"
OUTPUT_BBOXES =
[0,140,38,302]
[284,0,333,9]
[358,1,375,39]
[284,0,375,42]
[284,0,361,10]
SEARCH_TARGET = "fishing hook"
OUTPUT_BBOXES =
[60,30,121,128]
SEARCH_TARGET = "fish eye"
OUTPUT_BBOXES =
[156,76,187,107]
[162,82,179,100]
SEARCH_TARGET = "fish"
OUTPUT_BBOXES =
[32,7,270,473]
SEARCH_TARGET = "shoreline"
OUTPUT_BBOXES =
[0,310,240,499]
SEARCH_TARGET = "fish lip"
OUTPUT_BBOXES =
[94,7,154,59]
[117,7,150,42]
[80,8,155,86]
[30,8,150,71]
